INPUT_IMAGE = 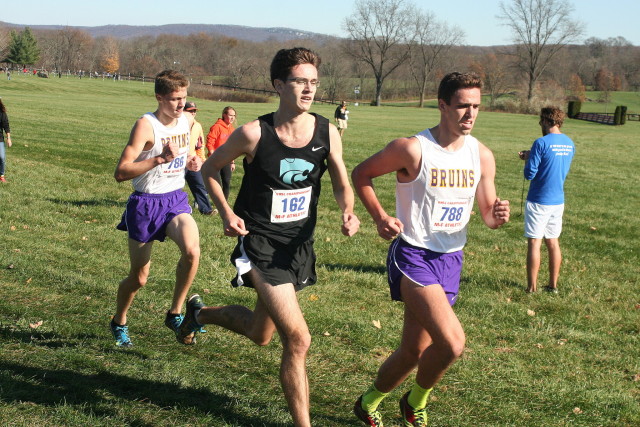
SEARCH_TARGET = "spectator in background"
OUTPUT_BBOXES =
[334,100,349,137]
[184,101,214,215]
[519,107,575,294]
[206,106,236,200]
[0,98,12,183]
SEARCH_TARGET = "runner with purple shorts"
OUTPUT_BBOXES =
[110,69,203,348]
[387,238,463,306]
[352,72,510,426]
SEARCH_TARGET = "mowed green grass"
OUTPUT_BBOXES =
[0,74,638,426]
[582,91,640,114]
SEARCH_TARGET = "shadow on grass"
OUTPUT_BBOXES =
[0,324,96,348]
[463,273,523,291]
[320,263,386,275]
[0,326,355,426]
[0,361,284,426]
[46,198,123,208]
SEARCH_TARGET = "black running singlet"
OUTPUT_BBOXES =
[233,113,330,245]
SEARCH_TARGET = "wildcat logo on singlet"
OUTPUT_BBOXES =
[271,158,315,223]
[279,158,314,184]
[430,168,475,188]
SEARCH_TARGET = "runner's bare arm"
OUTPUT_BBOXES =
[114,117,177,182]
[351,137,420,240]
[327,124,360,237]
[476,142,510,229]
[201,120,261,236]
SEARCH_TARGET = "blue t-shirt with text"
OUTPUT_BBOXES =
[524,133,575,205]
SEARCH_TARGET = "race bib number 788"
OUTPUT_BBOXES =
[430,198,473,232]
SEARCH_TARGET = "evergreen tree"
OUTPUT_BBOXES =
[5,27,41,67]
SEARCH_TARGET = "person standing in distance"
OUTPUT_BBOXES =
[352,72,510,426]
[184,101,214,215]
[206,106,237,200]
[519,107,575,294]
[334,100,349,137]
[178,47,360,426]
[111,70,203,347]
[0,98,12,183]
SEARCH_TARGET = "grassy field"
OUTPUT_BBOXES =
[0,73,638,426]
[582,91,640,114]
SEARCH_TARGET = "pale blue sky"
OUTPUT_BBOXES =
[3,0,640,46]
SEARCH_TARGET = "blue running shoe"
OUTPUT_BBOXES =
[177,294,205,345]
[110,319,133,347]
[164,311,184,332]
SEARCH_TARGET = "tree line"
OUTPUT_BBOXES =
[1,0,638,113]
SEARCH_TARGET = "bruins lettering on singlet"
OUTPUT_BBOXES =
[430,168,475,188]
[280,158,314,184]
[160,133,189,149]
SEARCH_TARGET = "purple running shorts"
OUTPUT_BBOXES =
[116,189,192,243]
[387,237,463,306]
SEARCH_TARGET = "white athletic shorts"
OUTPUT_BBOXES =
[524,201,564,239]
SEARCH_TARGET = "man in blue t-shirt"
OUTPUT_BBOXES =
[519,107,575,294]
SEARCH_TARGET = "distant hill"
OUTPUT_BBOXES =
[0,21,334,43]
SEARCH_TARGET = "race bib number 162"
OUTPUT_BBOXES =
[270,187,312,223]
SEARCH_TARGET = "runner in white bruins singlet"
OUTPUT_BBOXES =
[352,72,510,426]
[111,70,203,348]
[176,47,360,427]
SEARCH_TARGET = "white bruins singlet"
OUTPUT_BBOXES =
[132,112,190,194]
[397,128,481,253]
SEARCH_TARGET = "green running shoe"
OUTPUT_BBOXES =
[176,294,205,345]
[110,319,133,347]
[354,396,384,426]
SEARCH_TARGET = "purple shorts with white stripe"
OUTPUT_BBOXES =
[116,189,192,243]
[387,237,463,306]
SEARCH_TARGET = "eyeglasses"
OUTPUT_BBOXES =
[286,77,320,88]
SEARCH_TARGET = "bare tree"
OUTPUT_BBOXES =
[220,41,257,89]
[119,36,162,76]
[317,45,351,103]
[469,52,512,109]
[585,36,636,90]
[97,37,120,74]
[351,60,371,103]
[343,0,417,106]
[0,28,10,62]
[38,28,93,73]
[498,0,584,103]
[409,11,464,107]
